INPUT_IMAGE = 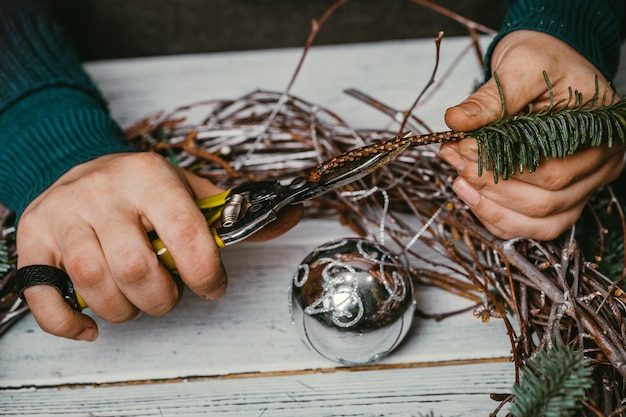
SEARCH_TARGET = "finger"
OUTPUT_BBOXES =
[97,216,181,316]
[522,145,625,188]
[511,147,625,191]
[443,140,624,239]
[452,177,584,240]
[497,158,620,216]
[23,285,99,341]
[449,151,619,222]
[16,220,100,340]
[182,170,225,197]
[451,173,582,224]
[57,222,139,322]
[144,185,227,301]
[442,139,624,190]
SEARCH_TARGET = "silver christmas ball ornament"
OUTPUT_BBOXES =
[290,238,415,365]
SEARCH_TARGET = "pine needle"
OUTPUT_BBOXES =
[510,345,593,417]
[0,240,10,273]
[470,72,625,182]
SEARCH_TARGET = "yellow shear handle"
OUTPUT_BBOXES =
[74,291,88,310]
[150,189,232,271]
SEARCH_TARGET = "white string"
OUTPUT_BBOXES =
[340,187,389,245]
[404,203,446,252]
[340,188,446,252]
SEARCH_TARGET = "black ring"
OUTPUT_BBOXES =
[15,265,82,311]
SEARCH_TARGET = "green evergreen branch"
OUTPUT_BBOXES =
[0,240,10,273]
[469,72,626,182]
[510,345,593,417]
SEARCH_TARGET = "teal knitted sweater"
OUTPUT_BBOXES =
[486,0,626,81]
[0,0,134,218]
[0,0,624,221]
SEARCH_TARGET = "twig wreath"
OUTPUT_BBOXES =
[1,1,626,415]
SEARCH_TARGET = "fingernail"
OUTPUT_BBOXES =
[453,178,481,207]
[205,284,226,300]
[77,326,99,342]
[204,272,228,300]
[440,147,465,171]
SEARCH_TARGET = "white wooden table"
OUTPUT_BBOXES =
[1,36,525,416]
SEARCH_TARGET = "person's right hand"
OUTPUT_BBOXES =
[16,152,302,341]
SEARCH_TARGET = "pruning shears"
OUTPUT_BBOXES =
[16,138,410,312]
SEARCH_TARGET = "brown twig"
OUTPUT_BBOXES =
[155,130,242,179]
[2,2,625,414]
[241,0,350,168]
[407,0,498,36]
[399,31,445,133]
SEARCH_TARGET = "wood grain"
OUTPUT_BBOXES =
[0,361,514,416]
[1,36,571,416]
[0,220,512,388]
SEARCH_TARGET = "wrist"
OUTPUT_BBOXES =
[0,87,135,219]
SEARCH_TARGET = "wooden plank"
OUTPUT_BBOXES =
[0,219,513,388]
[2,34,625,417]
[0,361,514,417]
[85,37,490,131]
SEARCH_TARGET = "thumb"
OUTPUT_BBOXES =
[183,170,226,198]
[445,71,545,132]
[444,77,505,132]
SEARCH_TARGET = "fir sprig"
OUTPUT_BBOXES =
[510,345,593,417]
[0,239,10,273]
[470,72,626,182]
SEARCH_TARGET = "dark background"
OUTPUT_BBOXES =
[50,0,507,61]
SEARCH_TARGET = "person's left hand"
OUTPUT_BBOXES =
[440,30,625,240]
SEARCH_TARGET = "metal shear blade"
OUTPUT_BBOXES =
[215,139,410,246]
[294,140,411,203]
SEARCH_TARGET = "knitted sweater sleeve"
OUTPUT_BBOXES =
[484,0,626,83]
[0,0,136,217]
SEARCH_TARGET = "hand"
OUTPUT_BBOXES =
[17,152,302,341]
[440,30,625,240]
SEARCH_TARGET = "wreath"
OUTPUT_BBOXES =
[2,1,626,415]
